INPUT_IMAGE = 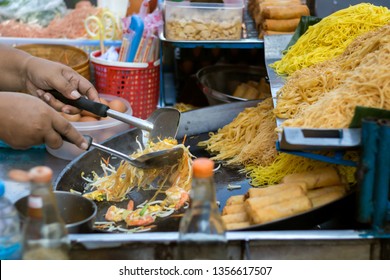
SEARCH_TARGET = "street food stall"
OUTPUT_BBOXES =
[0,0,390,260]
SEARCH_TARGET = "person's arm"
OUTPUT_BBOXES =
[0,92,88,150]
[0,45,30,92]
[0,44,99,114]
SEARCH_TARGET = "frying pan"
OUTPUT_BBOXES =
[55,100,355,232]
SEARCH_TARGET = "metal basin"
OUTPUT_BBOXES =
[15,191,97,233]
[196,64,268,105]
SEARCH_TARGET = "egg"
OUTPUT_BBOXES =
[109,99,127,113]
[79,116,99,122]
[61,112,81,122]
[99,97,110,106]
[80,109,100,118]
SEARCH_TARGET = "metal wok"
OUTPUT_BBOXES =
[55,100,355,232]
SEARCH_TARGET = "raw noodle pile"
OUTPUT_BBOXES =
[198,98,278,167]
[270,3,390,76]
[281,24,390,128]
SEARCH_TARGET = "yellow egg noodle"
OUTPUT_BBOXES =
[282,25,390,128]
[274,23,390,120]
[245,152,358,187]
[198,97,278,166]
[270,3,390,76]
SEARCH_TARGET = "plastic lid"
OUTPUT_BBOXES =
[0,180,4,197]
[28,166,53,183]
[192,158,214,178]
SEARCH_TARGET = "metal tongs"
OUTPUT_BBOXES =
[50,90,181,142]
[84,135,183,169]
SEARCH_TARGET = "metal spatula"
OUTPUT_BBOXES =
[84,135,184,169]
[50,91,181,141]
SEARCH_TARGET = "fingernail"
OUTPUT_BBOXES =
[71,90,81,99]
[36,90,44,97]
[80,142,88,150]
[62,108,70,114]
[44,93,50,102]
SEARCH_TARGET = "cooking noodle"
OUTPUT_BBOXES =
[80,138,194,230]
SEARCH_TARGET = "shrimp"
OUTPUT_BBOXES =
[125,209,156,227]
[165,186,190,210]
[105,205,125,222]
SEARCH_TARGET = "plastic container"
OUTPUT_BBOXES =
[164,0,244,41]
[90,50,160,119]
[46,94,133,161]
[0,181,22,260]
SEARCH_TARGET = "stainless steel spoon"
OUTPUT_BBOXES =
[84,135,184,169]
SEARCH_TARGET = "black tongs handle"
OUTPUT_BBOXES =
[49,90,110,117]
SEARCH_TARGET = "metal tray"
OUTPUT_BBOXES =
[55,100,355,232]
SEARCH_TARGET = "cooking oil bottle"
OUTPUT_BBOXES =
[178,158,228,260]
[22,166,69,260]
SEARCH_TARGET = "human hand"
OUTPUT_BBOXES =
[24,56,99,114]
[0,92,88,150]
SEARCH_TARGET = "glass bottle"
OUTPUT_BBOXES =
[22,166,69,260]
[0,180,22,260]
[178,158,228,260]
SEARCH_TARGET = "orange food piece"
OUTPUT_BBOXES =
[79,116,99,122]
[8,169,30,182]
[109,99,127,113]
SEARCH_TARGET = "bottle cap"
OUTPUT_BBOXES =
[28,166,53,183]
[192,158,214,178]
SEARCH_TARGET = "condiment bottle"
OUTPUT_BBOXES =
[178,158,228,260]
[0,180,22,260]
[22,166,69,260]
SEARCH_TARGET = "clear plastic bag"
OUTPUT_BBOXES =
[0,0,67,27]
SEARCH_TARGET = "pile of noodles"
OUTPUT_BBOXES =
[270,3,390,76]
[274,23,390,120]
[281,24,390,128]
[197,97,358,186]
[246,152,358,187]
[198,98,278,166]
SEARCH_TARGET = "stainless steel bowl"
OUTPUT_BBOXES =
[196,64,268,105]
[15,191,97,233]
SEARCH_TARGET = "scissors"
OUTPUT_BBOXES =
[84,10,119,54]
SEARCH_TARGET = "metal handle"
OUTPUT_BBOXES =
[50,90,109,117]
[51,90,155,132]
[82,135,135,163]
